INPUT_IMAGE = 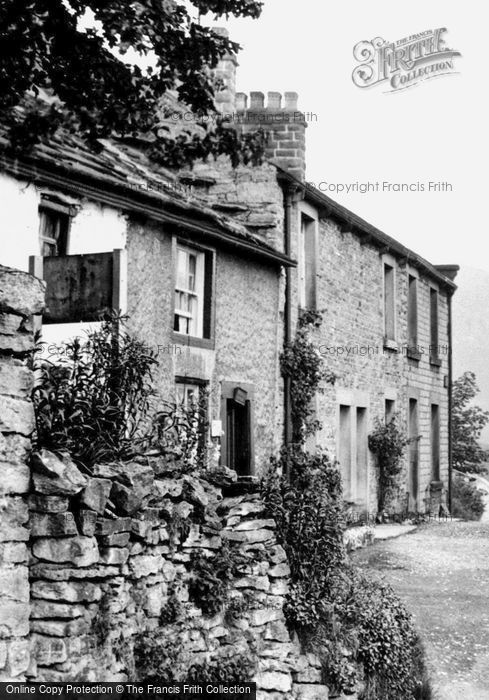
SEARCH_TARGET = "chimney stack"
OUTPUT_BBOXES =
[235,90,307,182]
[213,28,238,115]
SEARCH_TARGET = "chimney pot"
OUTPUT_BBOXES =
[250,91,265,109]
[267,92,282,110]
[236,92,248,111]
[284,92,299,111]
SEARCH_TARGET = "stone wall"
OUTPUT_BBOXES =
[26,452,331,698]
[0,265,45,680]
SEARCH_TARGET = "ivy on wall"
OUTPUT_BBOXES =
[280,309,335,444]
[368,414,409,513]
[265,313,433,699]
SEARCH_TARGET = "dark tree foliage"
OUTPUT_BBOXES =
[0,0,265,165]
[452,371,489,472]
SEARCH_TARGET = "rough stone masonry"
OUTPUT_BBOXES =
[0,265,352,699]
[0,265,45,680]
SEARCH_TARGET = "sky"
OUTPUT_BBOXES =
[218,0,487,272]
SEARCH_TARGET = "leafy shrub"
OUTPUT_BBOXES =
[451,474,485,520]
[32,317,212,473]
[354,574,432,700]
[368,414,409,513]
[263,447,346,629]
[280,310,335,443]
[264,447,433,698]
[188,544,246,616]
[32,316,157,468]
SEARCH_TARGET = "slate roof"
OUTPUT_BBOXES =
[0,122,294,268]
[275,167,458,290]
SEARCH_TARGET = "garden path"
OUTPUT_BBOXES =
[353,522,489,699]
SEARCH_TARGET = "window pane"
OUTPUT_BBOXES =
[408,276,418,347]
[174,245,206,338]
[188,254,196,291]
[176,249,187,289]
[39,209,69,257]
[41,240,57,257]
[430,289,439,354]
[384,264,395,340]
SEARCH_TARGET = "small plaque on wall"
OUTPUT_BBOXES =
[233,387,248,405]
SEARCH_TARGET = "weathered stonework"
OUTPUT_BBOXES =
[126,218,285,477]
[302,219,452,516]
[0,265,45,680]
[26,451,327,698]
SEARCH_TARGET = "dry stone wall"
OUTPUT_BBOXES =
[27,453,330,698]
[0,265,45,680]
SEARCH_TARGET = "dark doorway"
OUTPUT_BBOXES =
[226,398,251,476]
[408,398,419,510]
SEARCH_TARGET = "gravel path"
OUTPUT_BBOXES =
[353,522,489,700]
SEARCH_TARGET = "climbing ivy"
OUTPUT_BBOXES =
[280,310,335,443]
[368,414,409,513]
[266,315,432,698]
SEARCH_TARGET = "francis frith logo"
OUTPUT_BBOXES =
[352,28,461,92]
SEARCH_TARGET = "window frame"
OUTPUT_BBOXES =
[38,202,73,257]
[385,398,396,423]
[171,237,216,350]
[407,269,421,361]
[174,376,209,456]
[298,202,319,311]
[429,286,442,367]
[382,253,397,350]
[430,403,441,482]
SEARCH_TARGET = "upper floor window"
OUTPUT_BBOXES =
[383,262,395,342]
[430,288,440,365]
[298,210,317,310]
[173,243,213,340]
[408,274,418,348]
[385,398,395,423]
[39,204,71,257]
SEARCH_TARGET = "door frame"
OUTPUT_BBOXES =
[220,381,255,475]
[408,396,420,511]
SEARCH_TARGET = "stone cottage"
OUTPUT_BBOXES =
[0,127,294,476]
[183,62,459,515]
[0,49,458,515]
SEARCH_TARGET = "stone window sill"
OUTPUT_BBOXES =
[171,332,215,351]
[383,337,398,352]
[406,348,422,362]
[430,355,442,367]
